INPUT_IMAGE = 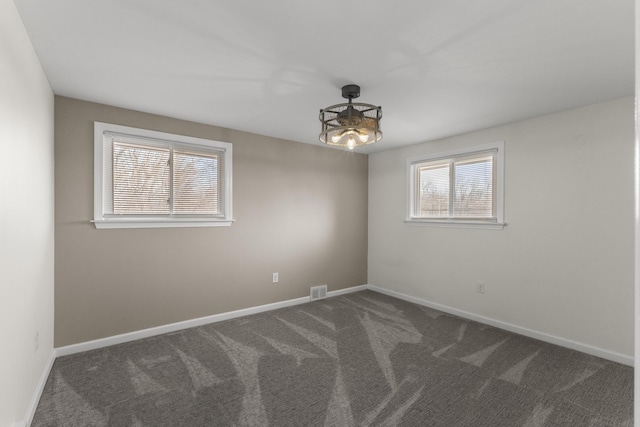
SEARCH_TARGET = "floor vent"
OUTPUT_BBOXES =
[310,285,328,301]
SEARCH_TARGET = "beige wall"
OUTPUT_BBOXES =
[55,96,368,347]
[369,97,634,358]
[0,0,55,424]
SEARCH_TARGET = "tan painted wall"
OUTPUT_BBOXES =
[1,0,55,424]
[369,97,634,358]
[55,96,368,347]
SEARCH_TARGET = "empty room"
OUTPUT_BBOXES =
[2,0,636,426]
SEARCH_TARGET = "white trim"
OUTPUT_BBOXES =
[367,285,633,366]
[52,282,630,365]
[56,285,367,357]
[36,279,630,425]
[92,218,235,229]
[57,296,307,356]
[634,1,640,419]
[326,284,368,296]
[404,220,506,230]
[26,282,631,424]
[22,350,56,427]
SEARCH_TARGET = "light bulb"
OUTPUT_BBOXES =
[358,132,369,143]
[347,135,355,150]
[331,133,341,143]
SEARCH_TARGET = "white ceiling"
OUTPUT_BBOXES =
[14,0,634,153]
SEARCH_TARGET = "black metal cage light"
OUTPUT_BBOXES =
[319,84,382,150]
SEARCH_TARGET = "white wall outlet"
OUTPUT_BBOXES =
[272,272,279,283]
[476,283,486,294]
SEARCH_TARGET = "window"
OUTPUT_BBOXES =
[406,142,505,229]
[93,122,233,229]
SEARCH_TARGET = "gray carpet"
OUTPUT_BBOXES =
[32,290,633,426]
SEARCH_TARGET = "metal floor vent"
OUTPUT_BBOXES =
[310,285,327,301]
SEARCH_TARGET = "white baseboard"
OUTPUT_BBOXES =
[367,285,633,366]
[22,283,631,424]
[326,284,368,297]
[55,283,631,366]
[21,349,56,427]
[56,285,367,357]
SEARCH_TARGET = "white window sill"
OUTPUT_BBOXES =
[92,218,235,229]
[404,219,506,230]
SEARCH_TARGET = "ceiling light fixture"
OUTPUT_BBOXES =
[319,84,382,150]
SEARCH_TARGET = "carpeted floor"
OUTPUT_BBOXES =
[32,290,633,426]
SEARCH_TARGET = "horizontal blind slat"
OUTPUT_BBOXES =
[173,151,221,214]
[453,156,494,218]
[418,164,450,217]
[112,142,170,214]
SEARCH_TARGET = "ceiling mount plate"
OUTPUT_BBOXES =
[341,84,360,100]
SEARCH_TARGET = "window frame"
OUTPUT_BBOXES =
[405,141,505,230]
[93,122,233,229]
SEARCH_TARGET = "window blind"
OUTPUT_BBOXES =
[453,155,494,218]
[418,163,450,217]
[110,138,225,216]
[113,142,170,214]
[173,150,222,215]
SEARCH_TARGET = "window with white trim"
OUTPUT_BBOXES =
[406,142,505,229]
[93,122,233,229]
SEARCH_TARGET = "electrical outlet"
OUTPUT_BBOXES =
[34,331,39,352]
[273,272,279,283]
[476,283,486,294]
